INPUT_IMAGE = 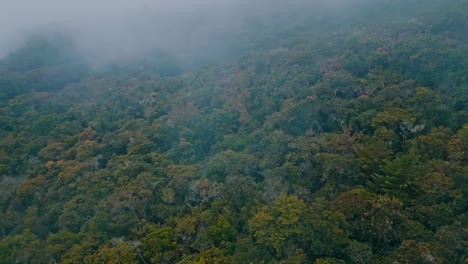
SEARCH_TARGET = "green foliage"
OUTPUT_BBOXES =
[314,257,346,264]
[92,238,138,264]
[354,138,393,184]
[305,200,351,258]
[249,194,307,257]
[345,240,373,264]
[204,149,258,178]
[142,226,176,263]
[332,189,406,250]
[0,1,467,262]
[368,152,420,199]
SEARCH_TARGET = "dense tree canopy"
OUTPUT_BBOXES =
[0,1,467,263]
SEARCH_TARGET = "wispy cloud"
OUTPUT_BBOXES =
[0,0,386,63]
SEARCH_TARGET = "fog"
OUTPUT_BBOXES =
[0,0,444,65]
[0,0,352,63]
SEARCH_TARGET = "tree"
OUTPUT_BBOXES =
[331,189,406,250]
[305,199,350,258]
[371,107,418,142]
[92,238,138,264]
[142,225,176,263]
[353,138,393,184]
[248,194,307,258]
[368,152,420,200]
[345,240,373,264]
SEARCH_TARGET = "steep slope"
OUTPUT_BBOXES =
[0,1,467,263]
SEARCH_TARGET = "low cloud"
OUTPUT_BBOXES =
[0,0,382,64]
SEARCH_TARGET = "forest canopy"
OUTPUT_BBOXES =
[0,0,467,263]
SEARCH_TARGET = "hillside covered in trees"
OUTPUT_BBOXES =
[0,0,467,263]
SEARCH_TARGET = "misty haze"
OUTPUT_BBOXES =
[0,0,334,63]
[0,0,433,64]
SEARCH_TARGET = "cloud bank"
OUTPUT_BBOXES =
[1,0,351,62]
[2,0,428,64]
